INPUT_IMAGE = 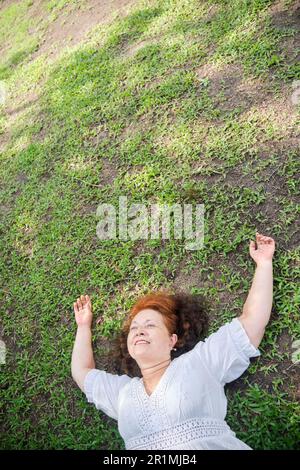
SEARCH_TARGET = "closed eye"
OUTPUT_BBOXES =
[130,324,155,330]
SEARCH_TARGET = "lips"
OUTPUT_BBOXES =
[134,339,150,345]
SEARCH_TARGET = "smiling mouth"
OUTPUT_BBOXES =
[135,340,150,345]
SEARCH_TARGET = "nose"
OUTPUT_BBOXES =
[136,327,145,336]
[134,326,148,338]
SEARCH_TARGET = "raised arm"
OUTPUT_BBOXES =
[71,295,95,392]
[238,232,276,349]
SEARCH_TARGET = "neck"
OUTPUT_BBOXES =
[139,357,171,382]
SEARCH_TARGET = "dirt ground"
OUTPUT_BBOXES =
[29,0,138,60]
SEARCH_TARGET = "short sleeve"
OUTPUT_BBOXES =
[193,317,261,386]
[84,369,131,420]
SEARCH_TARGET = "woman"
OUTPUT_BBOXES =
[71,232,275,450]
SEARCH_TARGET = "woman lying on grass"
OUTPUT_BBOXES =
[71,232,275,450]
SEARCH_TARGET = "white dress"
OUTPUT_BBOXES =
[84,317,261,450]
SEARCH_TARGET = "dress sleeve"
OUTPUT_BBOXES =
[193,317,261,386]
[83,369,131,420]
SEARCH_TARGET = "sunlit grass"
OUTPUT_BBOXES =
[0,0,299,450]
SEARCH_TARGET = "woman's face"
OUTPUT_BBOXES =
[127,308,177,366]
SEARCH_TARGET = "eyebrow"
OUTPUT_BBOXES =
[131,319,154,325]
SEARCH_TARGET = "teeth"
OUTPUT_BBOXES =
[136,341,148,344]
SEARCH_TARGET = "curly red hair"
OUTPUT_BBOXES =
[109,288,210,377]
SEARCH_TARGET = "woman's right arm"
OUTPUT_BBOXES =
[71,295,131,420]
[71,324,95,392]
[71,295,95,392]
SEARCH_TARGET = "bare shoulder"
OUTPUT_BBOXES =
[72,368,94,393]
[237,315,265,350]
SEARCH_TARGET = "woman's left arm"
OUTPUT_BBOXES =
[238,232,276,349]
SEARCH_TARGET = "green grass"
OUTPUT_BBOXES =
[0,0,300,450]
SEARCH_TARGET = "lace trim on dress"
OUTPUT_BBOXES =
[125,416,233,450]
[130,358,179,434]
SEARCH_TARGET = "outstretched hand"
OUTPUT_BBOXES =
[74,295,93,327]
[249,232,275,265]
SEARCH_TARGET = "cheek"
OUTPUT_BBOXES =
[127,337,135,354]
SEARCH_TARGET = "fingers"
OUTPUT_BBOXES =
[255,232,274,244]
[76,297,82,309]
[75,296,84,310]
[250,233,275,252]
[74,295,91,312]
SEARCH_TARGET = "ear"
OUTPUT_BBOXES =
[170,333,178,348]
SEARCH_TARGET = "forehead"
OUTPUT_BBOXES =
[131,308,163,324]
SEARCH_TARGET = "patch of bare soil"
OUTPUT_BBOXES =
[98,156,120,187]
[29,0,137,61]
[2,1,141,138]
[117,111,159,143]
[195,0,299,112]
[269,0,300,31]
[172,255,240,324]
[0,0,15,7]
[253,330,299,401]
[120,37,158,58]
[4,90,40,117]
[195,60,299,126]
[195,62,263,110]
[0,128,11,154]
